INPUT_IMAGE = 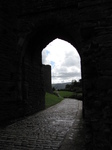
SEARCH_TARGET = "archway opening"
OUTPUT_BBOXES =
[42,38,82,107]
[42,38,81,84]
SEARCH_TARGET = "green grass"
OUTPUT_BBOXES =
[45,91,83,109]
[59,90,83,100]
[45,92,63,108]
[58,91,75,98]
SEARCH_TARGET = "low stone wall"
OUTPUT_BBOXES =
[42,65,52,94]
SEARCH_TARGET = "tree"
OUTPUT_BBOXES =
[52,87,55,91]
[65,79,82,92]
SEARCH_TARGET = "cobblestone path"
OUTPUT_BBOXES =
[0,99,83,150]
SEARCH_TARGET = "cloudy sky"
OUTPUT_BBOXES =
[42,38,81,84]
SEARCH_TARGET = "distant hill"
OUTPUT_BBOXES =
[52,82,71,90]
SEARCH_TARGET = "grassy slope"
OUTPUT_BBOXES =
[58,91,74,98]
[45,91,76,108]
[45,92,63,108]
[59,91,83,100]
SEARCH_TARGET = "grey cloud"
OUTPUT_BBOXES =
[53,71,81,78]
[42,51,46,63]
[55,66,68,73]
[62,55,80,67]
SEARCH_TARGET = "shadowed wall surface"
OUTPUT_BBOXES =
[42,65,52,93]
[0,0,112,149]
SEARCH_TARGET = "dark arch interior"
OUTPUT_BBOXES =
[21,24,84,115]
[1,1,112,149]
[25,23,82,61]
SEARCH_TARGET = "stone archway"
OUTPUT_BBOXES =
[1,1,112,149]
[20,22,83,116]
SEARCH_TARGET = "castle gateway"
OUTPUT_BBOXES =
[0,0,112,149]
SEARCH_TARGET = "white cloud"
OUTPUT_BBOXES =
[42,38,81,83]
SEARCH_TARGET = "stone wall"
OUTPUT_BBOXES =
[0,0,112,149]
[21,55,45,116]
[78,1,112,149]
[0,1,20,123]
[42,65,52,94]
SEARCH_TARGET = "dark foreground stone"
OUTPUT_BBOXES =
[0,99,84,150]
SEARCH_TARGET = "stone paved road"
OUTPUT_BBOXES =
[0,99,83,150]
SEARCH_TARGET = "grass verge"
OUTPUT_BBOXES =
[58,91,75,98]
[59,91,82,100]
[45,92,63,108]
[45,90,83,109]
